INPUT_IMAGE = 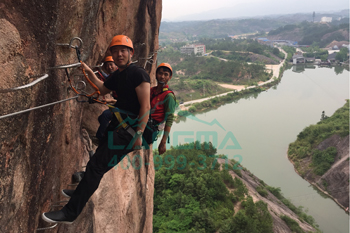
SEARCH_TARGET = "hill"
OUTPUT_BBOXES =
[153,141,318,232]
[288,100,349,209]
[160,10,349,44]
[267,20,349,47]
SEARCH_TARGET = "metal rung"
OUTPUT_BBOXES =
[36,223,58,231]
[47,62,81,70]
[56,37,83,49]
[0,74,49,93]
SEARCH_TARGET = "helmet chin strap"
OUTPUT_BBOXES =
[156,77,166,86]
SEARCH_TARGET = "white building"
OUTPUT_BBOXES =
[320,17,332,23]
[180,44,206,55]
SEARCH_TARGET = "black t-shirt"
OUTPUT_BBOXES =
[104,64,150,116]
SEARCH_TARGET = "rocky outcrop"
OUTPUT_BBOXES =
[0,0,161,232]
[299,135,349,209]
[217,159,316,233]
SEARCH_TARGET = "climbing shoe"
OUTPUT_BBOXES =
[42,210,74,224]
[61,189,75,198]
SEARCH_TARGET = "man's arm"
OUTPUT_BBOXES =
[133,81,151,148]
[158,94,176,154]
[80,62,112,96]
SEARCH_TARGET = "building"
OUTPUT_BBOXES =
[271,40,298,47]
[180,44,206,55]
[321,17,332,23]
[292,52,305,64]
[327,52,337,63]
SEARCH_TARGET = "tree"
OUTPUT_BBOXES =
[335,47,349,62]
[320,111,328,121]
[272,47,280,56]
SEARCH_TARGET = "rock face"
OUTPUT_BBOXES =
[302,135,349,209]
[0,1,161,232]
[217,159,316,233]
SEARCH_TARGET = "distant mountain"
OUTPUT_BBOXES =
[267,20,349,47]
[159,10,349,44]
[168,0,349,22]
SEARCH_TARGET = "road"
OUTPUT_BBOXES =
[179,48,287,110]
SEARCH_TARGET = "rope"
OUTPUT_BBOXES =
[0,74,49,93]
[0,96,78,120]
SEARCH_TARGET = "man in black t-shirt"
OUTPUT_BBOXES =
[42,35,150,224]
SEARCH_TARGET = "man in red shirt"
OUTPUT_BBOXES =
[149,63,176,154]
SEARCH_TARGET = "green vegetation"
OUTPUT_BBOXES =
[280,215,305,233]
[256,186,269,197]
[336,47,350,62]
[288,100,349,175]
[269,21,349,47]
[268,24,298,36]
[153,141,318,232]
[170,79,230,103]
[301,45,329,61]
[220,198,273,233]
[153,141,274,233]
[160,19,290,43]
[201,38,284,64]
[200,38,283,58]
[312,147,338,175]
[266,186,316,226]
[178,74,284,116]
[176,87,263,117]
[176,76,283,117]
[157,46,271,84]
[282,46,296,61]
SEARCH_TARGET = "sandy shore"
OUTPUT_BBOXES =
[179,49,287,108]
[216,83,245,90]
[217,61,285,90]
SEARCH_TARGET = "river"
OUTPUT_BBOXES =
[164,65,349,233]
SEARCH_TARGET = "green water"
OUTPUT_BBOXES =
[165,66,349,233]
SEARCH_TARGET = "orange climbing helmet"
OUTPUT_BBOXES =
[104,56,114,62]
[109,35,134,54]
[156,63,172,75]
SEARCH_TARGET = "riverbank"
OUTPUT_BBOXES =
[287,154,349,213]
[178,48,287,112]
[171,65,350,233]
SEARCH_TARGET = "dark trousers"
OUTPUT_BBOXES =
[96,109,113,142]
[62,127,134,220]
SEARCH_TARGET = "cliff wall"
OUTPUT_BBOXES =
[298,134,349,209]
[0,0,161,232]
[217,159,316,233]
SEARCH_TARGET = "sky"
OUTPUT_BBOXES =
[162,0,349,21]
